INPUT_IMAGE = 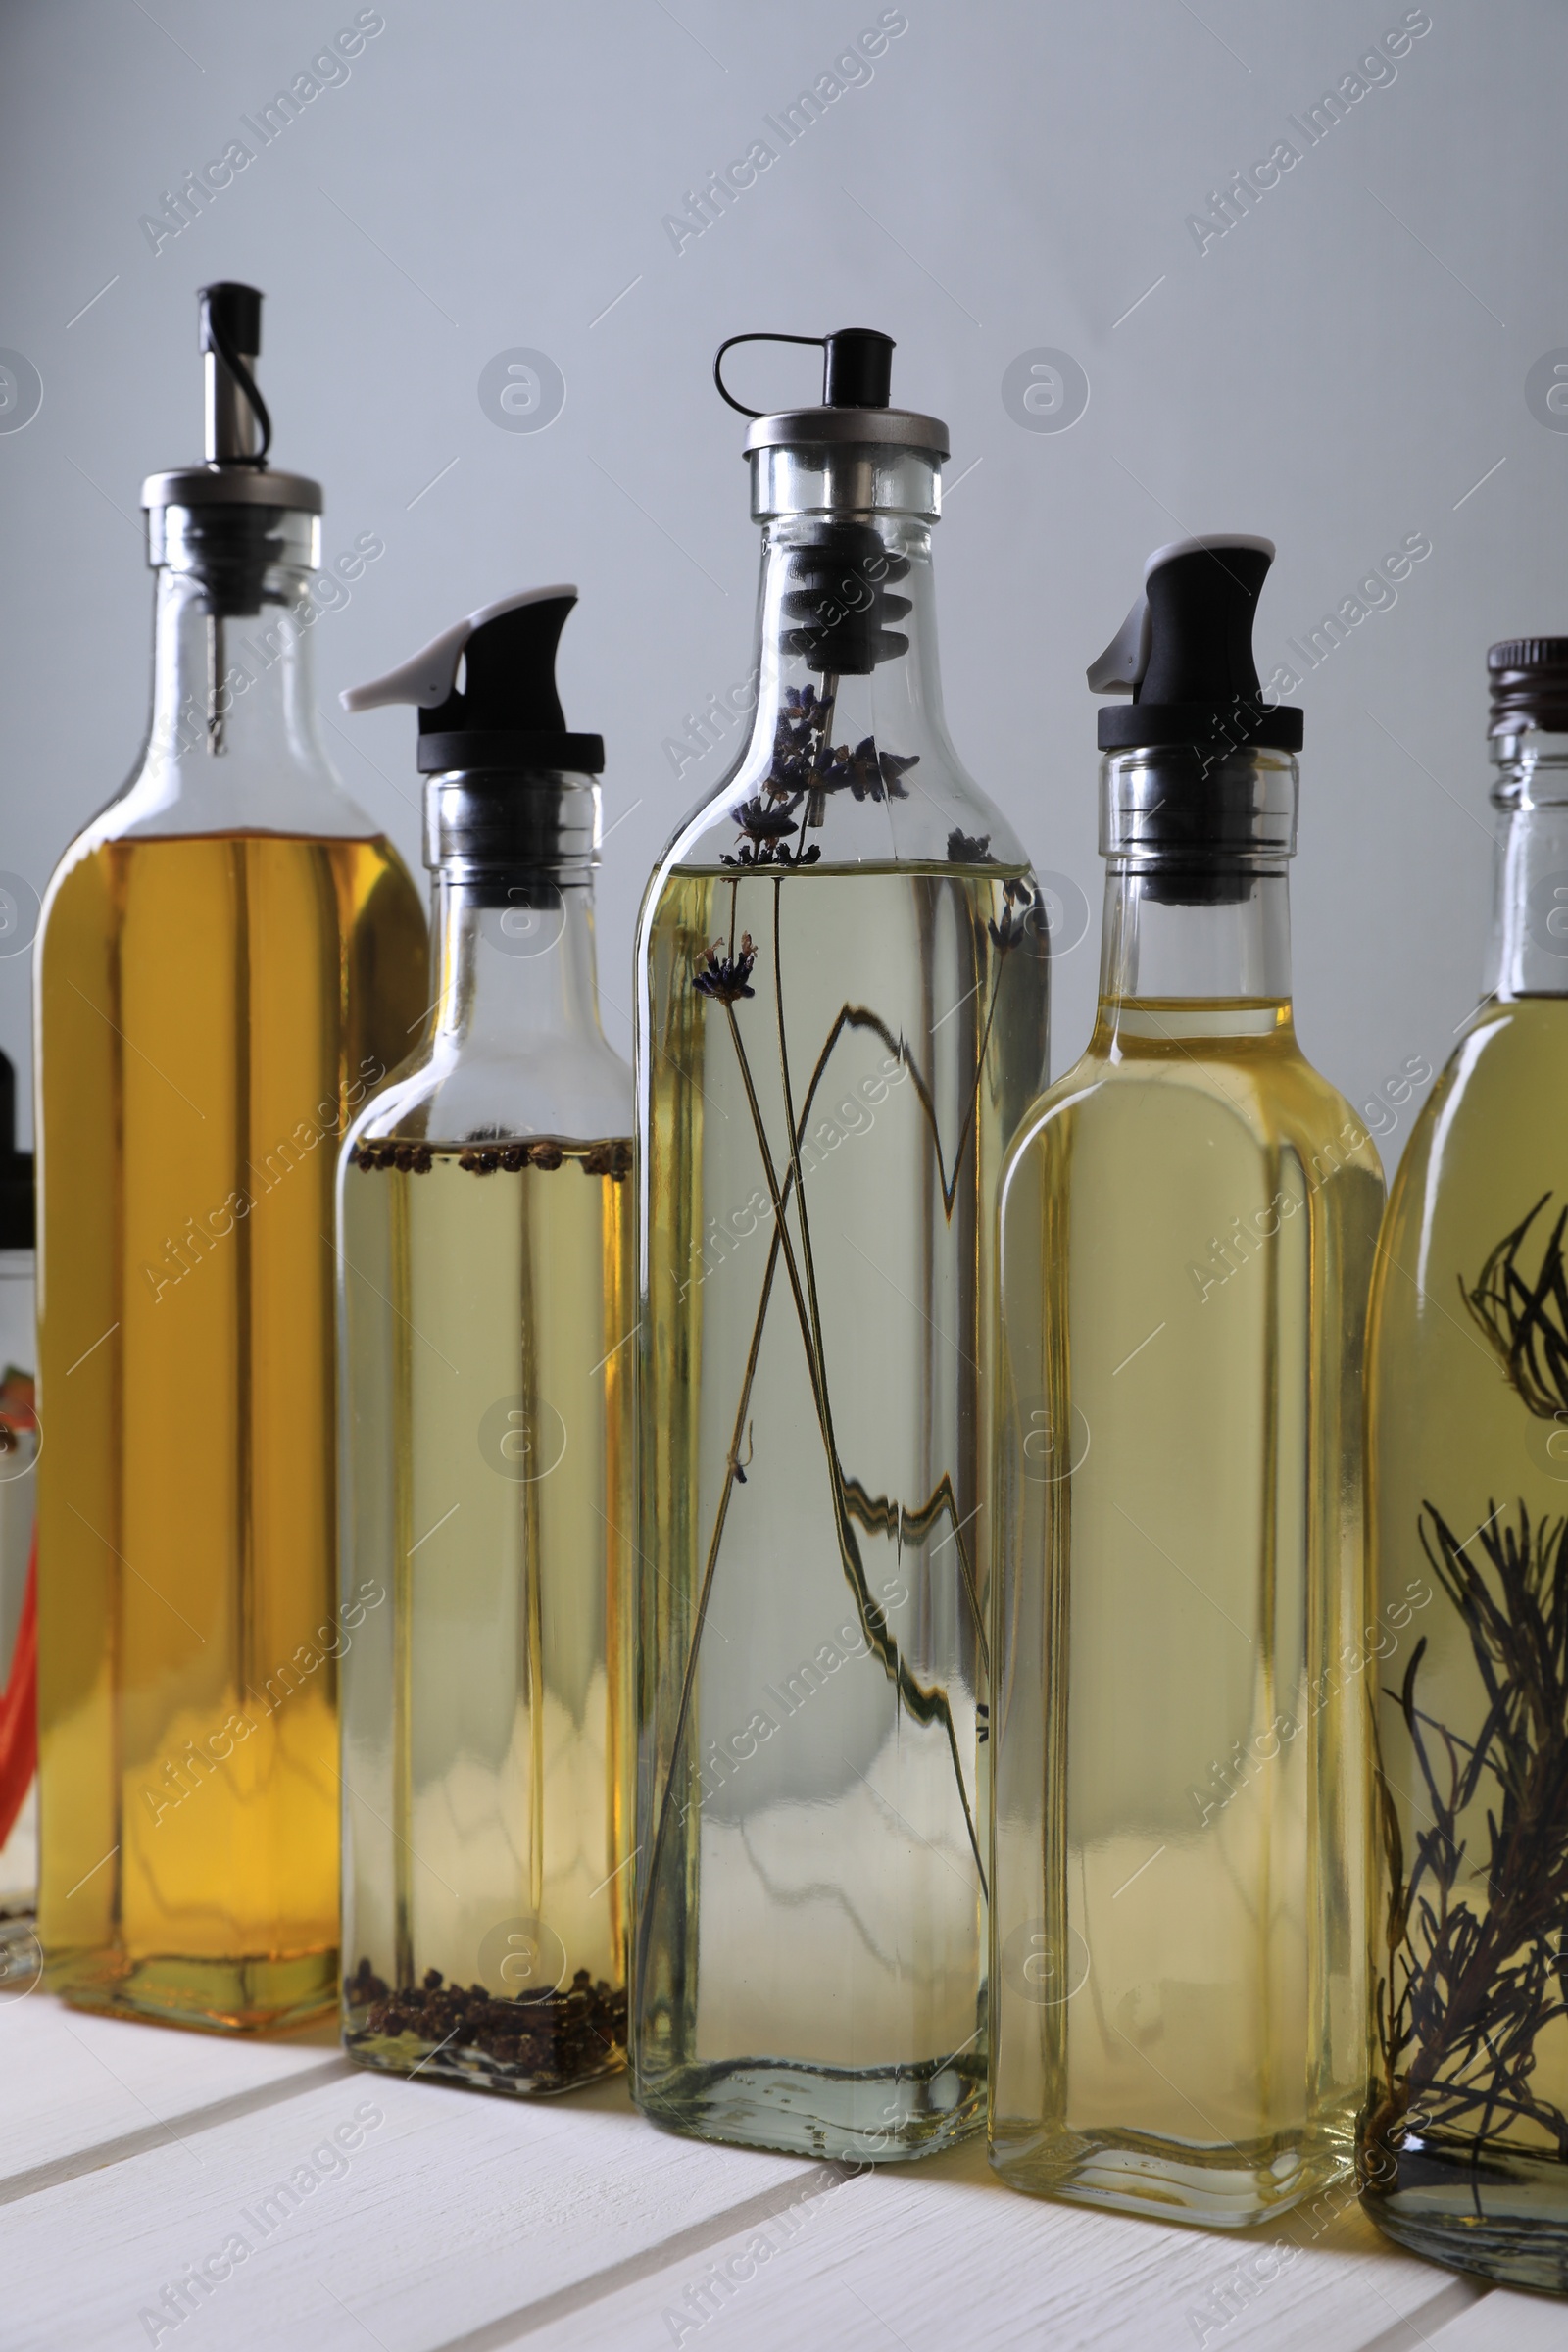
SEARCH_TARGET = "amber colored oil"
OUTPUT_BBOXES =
[35,831,426,2031]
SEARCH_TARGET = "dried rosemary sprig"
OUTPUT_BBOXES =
[1463,1192,1568,1420]
[1370,1496,1568,2165]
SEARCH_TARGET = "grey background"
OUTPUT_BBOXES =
[0,0,1558,1163]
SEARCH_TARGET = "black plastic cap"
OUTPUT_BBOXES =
[823,329,894,409]
[0,1054,33,1252]
[1143,544,1269,705]
[1097,541,1303,752]
[199,282,262,355]
[1489,638,1568,736]
[714,326,906,421]
[416,594,604,774]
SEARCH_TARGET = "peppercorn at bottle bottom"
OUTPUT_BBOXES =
[343,1959,627,2094]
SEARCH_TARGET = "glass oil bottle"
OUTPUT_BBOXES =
[0,1052,37,1979]
[338,589,634,2094]
[1360,639,1568,2292]
[34,284,427,2030]
[989,538,1385,2223]
[634,329,1051,2160]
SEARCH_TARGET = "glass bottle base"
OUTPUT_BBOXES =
[1362,2146,1568,2294]
[634,2052,984,2163]
[0,1911,40,1993]
[345,2031,624,2099]
[46,1946,337,2034]
[342,1965,628,2099]
[989,2124,1348,2229]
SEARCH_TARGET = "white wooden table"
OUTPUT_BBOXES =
[1,1984,1556,2352]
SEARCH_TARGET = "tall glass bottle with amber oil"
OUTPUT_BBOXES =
[634,330,1050,2160]
[35,285,426,2030]
[1361,640,1568,2292]
[990,538,1384,2224]
[338,590,634,2094]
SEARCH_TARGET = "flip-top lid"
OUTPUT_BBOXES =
[343,587,605,774]
[714,327,949,459]
[1089,535,1302,752]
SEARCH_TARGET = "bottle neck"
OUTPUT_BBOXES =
[1485,736,1568,999]
[732,511,953,838]
[1099,870,1293,1018]
[1095,744,1297,1035]
[146,506,325,770]
[431,873,606,1051]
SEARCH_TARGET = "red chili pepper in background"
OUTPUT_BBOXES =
[0,1524,37,1852]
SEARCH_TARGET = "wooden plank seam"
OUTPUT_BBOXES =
[133,2085,389,2347]
[423,2161,859,2352]
[1348,2277,1491,2352]
[1185,2159,1494,2347]
[0,2056,356,2210]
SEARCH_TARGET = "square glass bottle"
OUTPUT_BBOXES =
[990,539,1384,2224]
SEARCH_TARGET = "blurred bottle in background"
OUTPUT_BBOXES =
[0,1050,37,1978]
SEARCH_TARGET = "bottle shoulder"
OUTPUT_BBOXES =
[37,824,419,952]
[1406,998,1568,1131]
[346,1033,634,1152]
[1369,1002,1568,1500]
[636,846,1041,962]
[57,732,391,867]
[645,748,1030,908]
[1007,1021,1382,1183]
[1383,998,1568,1257]
[1010,1020,1382,1148]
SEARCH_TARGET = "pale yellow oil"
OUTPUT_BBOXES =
[636,862,1049,2159]
[35,832,426,2030]
[1362,997,1568,2287]
[990,997,1384,2224]
[339,1146,633,2092]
